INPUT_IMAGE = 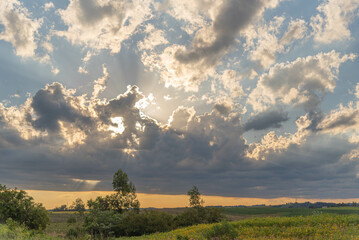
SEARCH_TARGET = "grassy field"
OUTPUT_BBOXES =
[118,214,359,240]
[2,207,359,239]
[222,206,359,219]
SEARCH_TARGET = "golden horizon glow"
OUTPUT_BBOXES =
[25,190,359,210]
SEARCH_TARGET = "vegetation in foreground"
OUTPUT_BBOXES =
[2,170,359,239]
[118,213,359,240]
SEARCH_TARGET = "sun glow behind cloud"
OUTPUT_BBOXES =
[109,117,125,136]
[0,0,359,202]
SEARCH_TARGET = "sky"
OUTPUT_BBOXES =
[1,0,359,205]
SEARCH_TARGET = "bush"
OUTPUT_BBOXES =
[119,210,174,236]
[67,217,77,224]
[84,210,123,237]
[0,185,49,230]
[66,226,90,240]
[174,207,223,227]
[84,210,174,237]
[203,221,238,240]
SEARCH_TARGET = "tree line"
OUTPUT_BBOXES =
[0,169,223,238]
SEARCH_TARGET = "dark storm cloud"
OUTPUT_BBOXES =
[1,83,359,199]
[31,83,92,132]
[175,0,275,66]
[244,109,289,131]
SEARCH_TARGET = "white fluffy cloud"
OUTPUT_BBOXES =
[243,17,307,69]
[318,101,359,142]
[0,0,42,58]
[246,113,312,160]
[311,0,359,44]
[57,0,152,53]
[248,51,356,112]
[92,65,109,99]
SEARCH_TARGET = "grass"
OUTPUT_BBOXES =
[0,222,61,240]
[46,211,85,238]
[2,207,359,239]
[118,213,359,239]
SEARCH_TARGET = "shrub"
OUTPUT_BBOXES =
[0,185,49,230]
[67,217,77,224]
[174,207,223,227]
[203,221,238,240]
[119,210,174,236]
[66,226,90,240]
[84,210,123,237]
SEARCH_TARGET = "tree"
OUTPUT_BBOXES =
[0,184,49,230]
[70,198,85,214]
[187,186,204,208]
[87,169,140,214]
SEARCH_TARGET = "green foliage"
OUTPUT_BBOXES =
[0,184,49,230]
[70,198,85,214]
[176,234,190,240]
[52,205,68,212]
[84,210,174,237]
[187,186,204,208]
[66,226,89,240]
[203,221,238,240]
[87,169,140,214]
[174,207,223,227]
[84,210,123,237]
[117,214,359,240]
[0,220,55,240]
[119,210,174,236]
[67,217,77,224]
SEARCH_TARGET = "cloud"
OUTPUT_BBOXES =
[142,0,282,92]
[243,17,307,69]
[244,109,289,131]
[174,0,281,66]
[318,101,359,143]
[1,82,359,198]
[246,113,312,160]
[0,0,42,58]
[219,70,244,98]
[311,0,359,44]
[280,19,307,46]
[355,83,359,99]
[92,65,109,99]
[43,2,55,12]
[168,106,195,131]
[57,0,152,53]
[248,51,357,112]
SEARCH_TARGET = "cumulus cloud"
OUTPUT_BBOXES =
[311,0,359,44]
[318,101,359,141]
[219,70,244,98]
[142,0,282,91]
[246,113,312,160]
[1,82,359,198]
[355,83,359,99]
[248,51,357,112]
[168,106,195,131]
[0,0,42,58]
[243,17,307,69]
[280,19,307,46]
[174,0,281,66]
[43,2,55,12]
[92,65,109,99]
[57,0,152,53]
[244,109,289,131]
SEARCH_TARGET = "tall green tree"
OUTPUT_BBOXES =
[187,185,204,208]
[87,169,140,213]
[0,184,49,230]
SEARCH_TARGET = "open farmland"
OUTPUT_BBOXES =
[118,213,359,240]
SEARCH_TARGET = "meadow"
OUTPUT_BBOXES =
[2,206,359,239]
